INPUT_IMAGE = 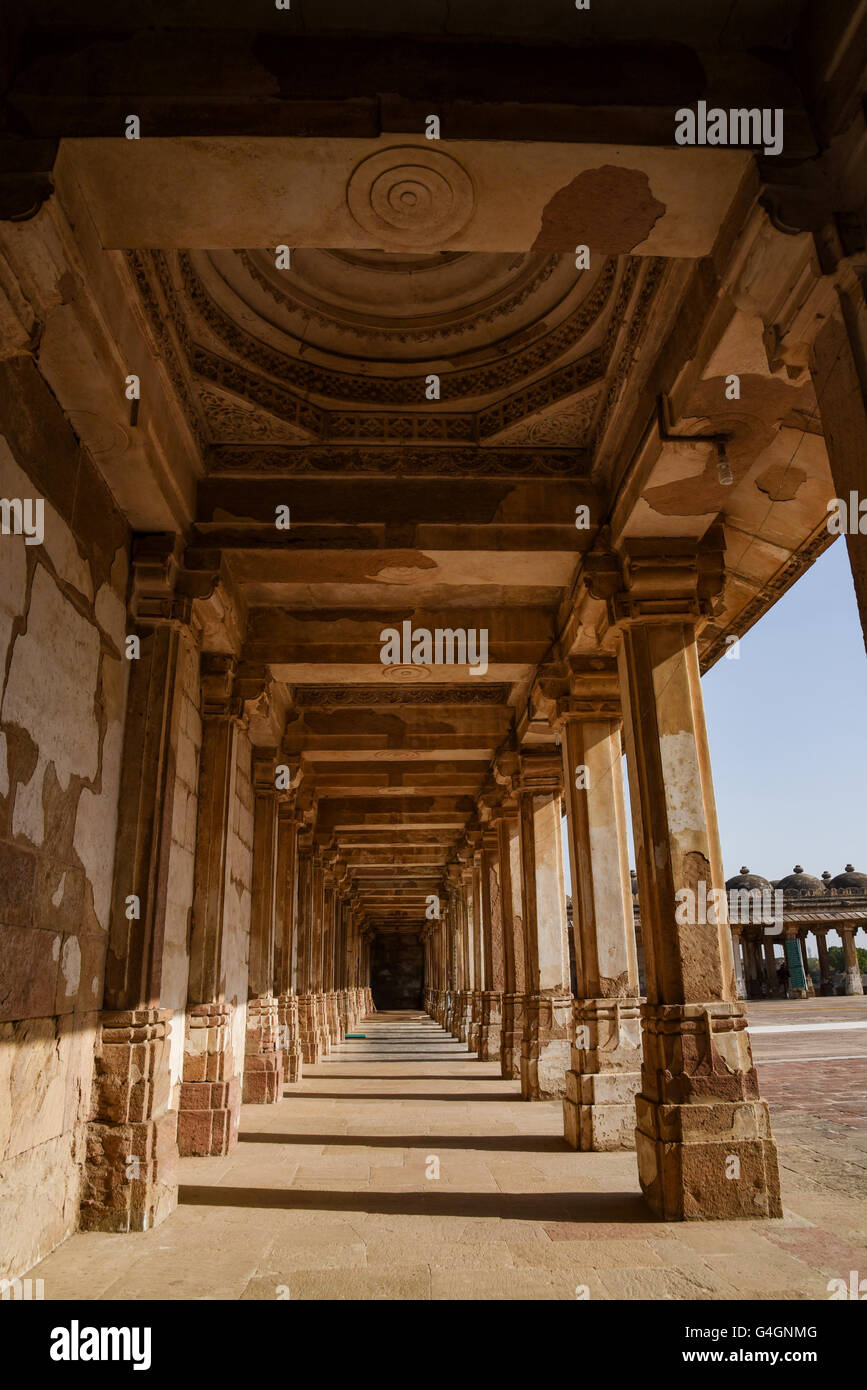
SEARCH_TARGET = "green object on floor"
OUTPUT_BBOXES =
[345,1033,366,1038]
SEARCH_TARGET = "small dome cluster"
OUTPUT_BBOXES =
[723,865,867,896]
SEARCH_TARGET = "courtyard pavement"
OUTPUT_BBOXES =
[24,999,867,1300]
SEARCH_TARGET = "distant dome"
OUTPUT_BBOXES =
[829,864,867,893]
[776,865,825,896]
[726,866,772,892]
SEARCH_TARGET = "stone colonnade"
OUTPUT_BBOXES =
[430,538,783,1220]
[732,924,864,999]
[82,546,374,1234]
[81,534,785,1234]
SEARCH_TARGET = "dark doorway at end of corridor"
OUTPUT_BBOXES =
[371,931,424,1010]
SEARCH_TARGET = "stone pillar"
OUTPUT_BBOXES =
[242,751,284,1104]
[296,838,322,1063]
[81,538,189,1230]
[177,653,243,1158]
[494,808,524,1080]
[607,537,781,1219]
[467,844,484,1053]
[842,925,865,995]
[311,853,331,1054]
[477,832,504,1060]
[516,755,572,1100]
[458,866,475,1042]
[557,704,643,1150]
[275,805,303,1082]
[762,938,780,996]
[730,928,748,1001]
[742,933,763,999]
[815,929,834,995]
[799,932,816,997]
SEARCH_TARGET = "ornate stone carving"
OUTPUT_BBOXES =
[294,685,511,707]
[488,393,601,446]
[207,445,591,478]
[197,388,317,444]
[346,146,475,249]
[237,248,560,344]
[176,250,618,405]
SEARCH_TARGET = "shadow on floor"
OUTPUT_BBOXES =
[287,1092,515,1101]
[178,1185,653,1223]
[238,1131,570,1152]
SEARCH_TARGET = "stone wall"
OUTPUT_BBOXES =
[0,360,130,1279]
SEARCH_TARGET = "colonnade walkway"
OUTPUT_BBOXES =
[24,1009,867,1301]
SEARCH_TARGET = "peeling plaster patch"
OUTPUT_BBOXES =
[658,732,705,837]
[73,786,112,932]
[0,732,8,799]
[755,462,808,502]
[60,936,80,997]
[363,552,438,583]
[533,165,666,254]
[12,753,46,845]
[1,567,101,792]
[51,937,60,961]
[94,582,126,647]
[42,501,93,602]
[51,872,66,908]
[91,975,99,997]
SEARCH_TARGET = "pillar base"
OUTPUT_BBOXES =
[277,993,303,1085]
[81,1008,178,1233]
[466,991,483,1054]
[845,967,864,996]
[243,996,284,1104]
[326,990,343,1043]
[520,992,572,1100]
[563,997,642,1151]
[314,992,331,1055]
[635,1001,782,1221]
[477,991,503,1061]
[177,1002,241,1155]
[298,994,324,1064]
[499,993,524,1079]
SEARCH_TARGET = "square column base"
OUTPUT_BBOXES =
[81,1008,178,1232]
[635,1094,783,1220]
[563,997,642,1151]
[243,996,284,1104]
[466,991,483,1054]
[178,1002,241,1155]
[520,993,572,1100]
[178,1078,241,1156]
[499,993,524,1079]
[636,1000,783,1220]
[297,994,323,1064]
[477,991,503,1061]
[277,993,303,1085]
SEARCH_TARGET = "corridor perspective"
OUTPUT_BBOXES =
[22,1003,867,1301]
[2,1,867,1312]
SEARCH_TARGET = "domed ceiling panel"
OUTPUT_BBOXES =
[127,244,660,468]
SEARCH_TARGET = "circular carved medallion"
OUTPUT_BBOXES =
[347,147,475,249]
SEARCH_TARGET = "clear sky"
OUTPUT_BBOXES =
[561,539,867,912]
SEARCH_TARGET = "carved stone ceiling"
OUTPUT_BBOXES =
[129,246,634,458]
